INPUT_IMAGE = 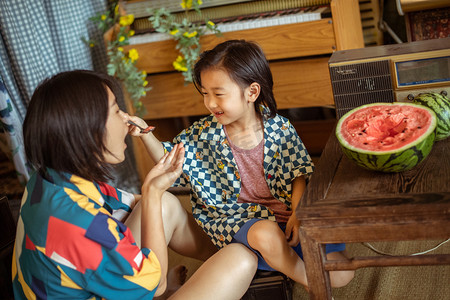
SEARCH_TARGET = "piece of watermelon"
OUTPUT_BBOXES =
[336,103,437,172]
[413,92,450,141]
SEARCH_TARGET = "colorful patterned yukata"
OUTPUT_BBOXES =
[163,107,314,248]
[12,169,161,300]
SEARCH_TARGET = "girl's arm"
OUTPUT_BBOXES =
[285,176,306,246]
[140,133,165,163]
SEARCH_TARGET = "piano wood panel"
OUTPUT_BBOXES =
[139,56,332,120]
[330,0,364,50]
[125,19,335,74]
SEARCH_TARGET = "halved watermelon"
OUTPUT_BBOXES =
[336,103,437,172]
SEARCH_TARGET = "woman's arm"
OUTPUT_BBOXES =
[140,143,185,296]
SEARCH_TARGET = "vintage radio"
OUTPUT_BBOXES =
[329,37,450,118]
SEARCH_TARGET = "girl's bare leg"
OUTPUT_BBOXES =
[247,220,308,285]
[125,191,217,261]
[169,243,257,300]
[247,220,354,288]
[326,251,355,288]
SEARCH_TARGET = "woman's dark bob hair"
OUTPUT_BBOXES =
[193,39,277,118]
[23,70,124,182]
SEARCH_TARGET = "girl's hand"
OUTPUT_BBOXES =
[127,115,153,137]
[285,214,301,247]
[142,143,185,195]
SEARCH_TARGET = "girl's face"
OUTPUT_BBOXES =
[103,87,130,164]
[200,68,257,127]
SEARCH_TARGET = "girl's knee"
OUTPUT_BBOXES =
[247,220,285,254]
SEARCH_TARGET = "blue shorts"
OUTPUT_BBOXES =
[231,219,346,271]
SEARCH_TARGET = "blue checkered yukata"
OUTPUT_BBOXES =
[163,107,315,248]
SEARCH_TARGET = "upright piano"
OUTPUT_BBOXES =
[117,0,365,180]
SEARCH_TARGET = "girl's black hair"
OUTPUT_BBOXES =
[193,39,277,118]
[23,70,124,182]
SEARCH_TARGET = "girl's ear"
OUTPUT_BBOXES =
[247,82,261,103]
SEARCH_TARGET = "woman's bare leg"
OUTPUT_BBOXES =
[247,220,354,288]
[169,243,257,300]
[125,191,217,261]
[160,192,217,260]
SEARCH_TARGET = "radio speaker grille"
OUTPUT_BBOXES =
[329,60,395,118]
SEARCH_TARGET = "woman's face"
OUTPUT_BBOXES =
[103,87,129,164]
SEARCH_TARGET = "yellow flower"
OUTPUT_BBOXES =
[141,91,147,96]
[180,0,192,9]
[129,30,135,37]
[118,36,125,42]
[128,48,139,62]
[207,21,215,27]
[183,31,197,38]
[119,15,134,26]
[143,80,148,87]
[101,14,107,21]
[173,56,188,72]
[170,29,179,35]
[117,47,124,52]
[141,71,147,78]
[198,0,203,5]
[89,43,95,48]
[114,4,119,15]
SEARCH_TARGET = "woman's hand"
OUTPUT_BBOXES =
[142,143,185,195]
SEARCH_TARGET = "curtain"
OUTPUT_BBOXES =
[0,0,140,193]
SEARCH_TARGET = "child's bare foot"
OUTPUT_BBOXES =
[155,265,188,299]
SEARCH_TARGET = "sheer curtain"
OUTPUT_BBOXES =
[0,0,140,192]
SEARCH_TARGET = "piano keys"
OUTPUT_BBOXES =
[129,6,330,45]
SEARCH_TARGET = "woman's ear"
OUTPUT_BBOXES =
[247,82,261,103]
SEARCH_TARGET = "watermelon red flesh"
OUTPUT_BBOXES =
[336,103,437,172]
[340,104,434,152]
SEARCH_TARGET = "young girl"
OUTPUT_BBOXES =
[137,40,354,288]
[13,70,257,300]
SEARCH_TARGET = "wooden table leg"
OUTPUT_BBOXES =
[299,228,333,300]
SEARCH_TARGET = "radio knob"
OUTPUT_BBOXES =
[441,91,448,97]
[407,94,415,101]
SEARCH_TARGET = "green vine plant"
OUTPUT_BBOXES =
[149,0,221,83]
[84,4,150,116]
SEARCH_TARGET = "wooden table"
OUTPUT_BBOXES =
[296,127,450,299]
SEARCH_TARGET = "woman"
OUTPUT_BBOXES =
[12,70,257,299]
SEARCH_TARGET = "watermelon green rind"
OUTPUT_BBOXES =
[336,102,437,172]
[413,92,450,141]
